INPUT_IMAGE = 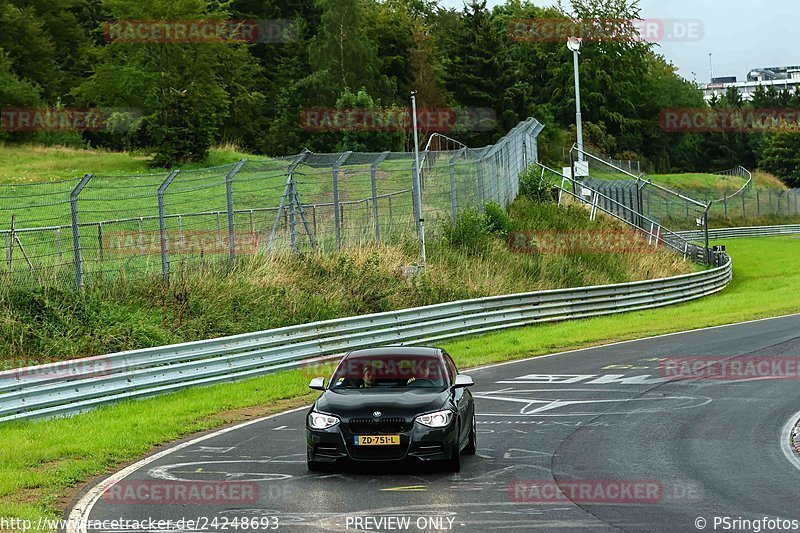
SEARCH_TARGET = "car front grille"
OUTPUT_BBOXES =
[348,417,408,434]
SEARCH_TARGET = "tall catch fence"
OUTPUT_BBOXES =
[0,119,544,289]
[543,146,714,264]
[567,147,799,227]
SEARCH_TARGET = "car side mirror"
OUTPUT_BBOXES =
[309,377,326,391]
[452,375,474,389]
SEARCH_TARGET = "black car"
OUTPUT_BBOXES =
[305,347,476,472]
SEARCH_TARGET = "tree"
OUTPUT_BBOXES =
[76,0,261,165]
[333,88,404,152]
[439,0,507,146]
[305,0,393,104]
[759,126,800,187]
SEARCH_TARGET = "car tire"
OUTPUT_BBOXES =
[307,460,325,472]
[464,413,477,455]
[444,424,462,472]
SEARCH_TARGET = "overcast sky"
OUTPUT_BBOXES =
[438,0,799,83]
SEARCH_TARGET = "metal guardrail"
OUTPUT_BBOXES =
[678,225,800,240]
[0,257,732,423]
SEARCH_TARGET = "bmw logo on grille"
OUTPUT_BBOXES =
[373,411,381,417]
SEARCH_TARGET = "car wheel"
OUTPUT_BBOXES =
[444,423,461,472]
[464,413,477,455]
[307,460,325,472]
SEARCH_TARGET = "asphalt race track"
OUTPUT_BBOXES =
[72,315,800,532]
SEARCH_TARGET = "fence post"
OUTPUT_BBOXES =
[97,223,104,262]
[757,188,761,216]
[56,227,63,261]
[225,160,246,260]
[723,193,728,218]
[371,152,389,243]
[289,176,298,252]
[742,189,746,219]
[411,159,421,234]
[332,152,351,251]
[69,173,93,289]
[476,159,485,206]
[449,148,467,223]
[157,170,180,283]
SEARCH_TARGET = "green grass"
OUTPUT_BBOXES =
[649,172,746,192]
[0,144,254,184]
[0,236,796,528]
[444,236,800,365]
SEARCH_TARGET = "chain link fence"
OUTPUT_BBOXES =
[566,148,800,229]
[0,118,544,289]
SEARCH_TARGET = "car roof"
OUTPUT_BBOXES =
[344,346,442,358]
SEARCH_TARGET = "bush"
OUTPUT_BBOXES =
[483,201,512,238]
[442,208,491,254]
[518,165,554,203]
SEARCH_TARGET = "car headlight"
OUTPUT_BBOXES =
[415,410,454,428]
[308,411,340,430]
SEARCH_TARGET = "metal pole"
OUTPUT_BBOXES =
[569,39,584,162]
[97,223,104,262]
[157,170,180,283]
[703,203,711,264]
[70,173,92,289]
[289,175,298,252]
[411,92,426,269]
[225,160,246,260]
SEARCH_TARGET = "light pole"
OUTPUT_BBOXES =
[568,37,584,162]
[709,53,714,82]
[410,91,427,271]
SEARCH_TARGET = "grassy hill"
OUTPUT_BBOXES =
[0,144,253,184]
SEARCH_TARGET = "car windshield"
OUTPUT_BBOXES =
[330,355,448,391]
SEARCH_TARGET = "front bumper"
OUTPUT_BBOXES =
[307,418,457,464]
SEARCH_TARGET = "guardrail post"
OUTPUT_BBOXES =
[225,160,246,260]
[371,152,389,243]
[332,152,352,251]
[70,173,92,289]
[158,170,180,283]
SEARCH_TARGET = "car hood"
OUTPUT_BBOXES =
[315,389,450,419]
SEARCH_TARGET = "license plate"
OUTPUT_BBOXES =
[354,435,400,446]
